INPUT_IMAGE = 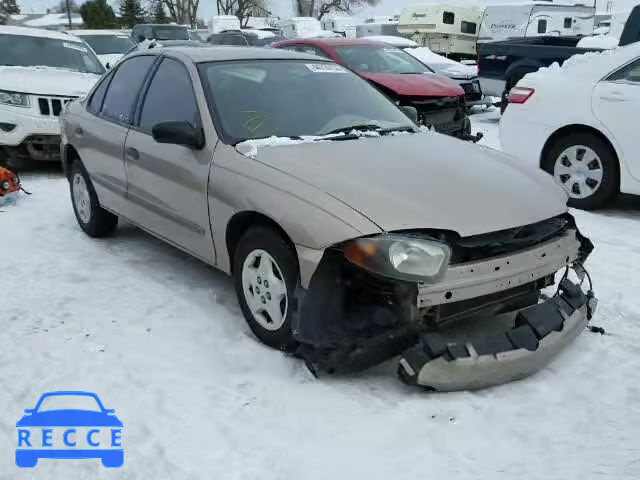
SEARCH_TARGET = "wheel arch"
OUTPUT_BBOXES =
[540,124,620,172]
[226,211,299,275]
[62,144,81,180]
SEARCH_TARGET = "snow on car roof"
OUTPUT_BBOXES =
[364,35,419,48]
[0,25,84,42]
[71,30,132,36]
[523,41,640,84]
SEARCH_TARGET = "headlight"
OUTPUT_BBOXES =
[0,90,30,108]
[343,234,451,282]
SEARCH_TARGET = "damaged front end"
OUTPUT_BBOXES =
[293,213,596,391]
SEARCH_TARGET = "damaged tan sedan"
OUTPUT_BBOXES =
[60,47,598,391]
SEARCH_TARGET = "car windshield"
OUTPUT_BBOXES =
[0,34,105,75]
[333,44,430,74]
[79,34,136,55]
[200,60,416,144]
[152,26,189,40]
[37,395,102,412]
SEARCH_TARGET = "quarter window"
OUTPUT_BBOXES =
[564,17,573,28]
[101,55,155,124]
[139,58,200,132]
[537,19,547,34]
[443,11,455,25]
[461,21,477,34]
[607,58,640,84]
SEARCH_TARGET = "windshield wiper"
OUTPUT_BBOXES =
[320,124,384,136]
[318,124,416,141]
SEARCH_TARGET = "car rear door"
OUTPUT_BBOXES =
[123,55,217,262]
[75,55,155,213]
[592,57,640,181]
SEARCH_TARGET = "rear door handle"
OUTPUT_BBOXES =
[125,147,139,161]
[600,92,628,102]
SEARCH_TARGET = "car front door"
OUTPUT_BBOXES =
[592,57,640,181]
[123,55,217,262]
[77,55,155,213]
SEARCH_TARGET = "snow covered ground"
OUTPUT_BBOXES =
[2,111,640,479]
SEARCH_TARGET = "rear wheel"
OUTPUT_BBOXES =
[232,227,299,351]
[542,132,619,210]
[69,161,118,237]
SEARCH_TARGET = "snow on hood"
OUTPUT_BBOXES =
[358,71,463,96]
[0,66,101,97]
[249,133,568,236]
[576,35,619,50]
[405,47,477,78]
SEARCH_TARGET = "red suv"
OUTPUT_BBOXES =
[272,38,473,139]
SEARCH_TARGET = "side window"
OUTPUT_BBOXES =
[443,11,455,25]
[138,58,200,132]
[101,56,155,124]
[224,34,248,46]
[607,58,640,83]
[564,17,572,29]
[299,45,330,58]
[537,19,547,34]
[461,21,477,34]
[87,71,113,114]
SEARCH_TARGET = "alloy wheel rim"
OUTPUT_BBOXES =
[241,249,288,331]
[72,173,92,223]
[553,145,603,199]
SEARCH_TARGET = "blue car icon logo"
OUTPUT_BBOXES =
[16,391,123,468]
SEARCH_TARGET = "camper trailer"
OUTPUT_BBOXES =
[279,17,323,38]
[356,17,405,38]
[398,5,484,59]
[208,15,241,33]
[478,3,596,43]
[321,16,358,37]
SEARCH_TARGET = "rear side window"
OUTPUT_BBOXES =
[101,55,155,124]
[537,19,547,33]
[87,71,113,113]
[607,58,640,83]
[564,17,572,28]
[461,21,477,34]
[138,58,200,132]
[443,11,455,25]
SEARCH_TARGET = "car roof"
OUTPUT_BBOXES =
[275,37,389,48]
[70,29,131,36]
[135,23,187,28]
[0,25,85,42]
[140,45,329,63]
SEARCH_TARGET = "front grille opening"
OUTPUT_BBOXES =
[38,98,50,116]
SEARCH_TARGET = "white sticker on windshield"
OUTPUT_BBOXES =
[63,42,88,52]
[305,63,346,73]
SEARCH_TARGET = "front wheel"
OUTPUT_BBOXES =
[69,161,118,237]
[542,132,619,210]
[233,227,299,351]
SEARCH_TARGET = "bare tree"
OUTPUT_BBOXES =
[161,0,200,26]
[296,0,379,20]
[216,0,270,27]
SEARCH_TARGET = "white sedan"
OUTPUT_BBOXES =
[500,42,640,209]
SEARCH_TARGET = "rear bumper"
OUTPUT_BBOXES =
[399,279,596,391]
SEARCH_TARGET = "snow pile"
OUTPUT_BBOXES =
[577,35,619,50]
[25,13,83,27]
[405,47,478,76]
[522,48,618,83]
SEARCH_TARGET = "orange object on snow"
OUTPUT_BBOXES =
[0,166,21,206]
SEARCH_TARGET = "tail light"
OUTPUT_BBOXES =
[508,87,535,104]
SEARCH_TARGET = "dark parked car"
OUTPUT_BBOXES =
[131,24,190,43]
[272,38,476,139]
[208,29,285,47]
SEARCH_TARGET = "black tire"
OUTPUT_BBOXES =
[542,132,619,210]
[69,160,118,237]
[233,227,299,351]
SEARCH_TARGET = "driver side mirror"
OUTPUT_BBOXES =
[24,409,34,414]
[152,121,205,150]
[400,105,419,124]
[136,34,146,43]
[105,62,111,70]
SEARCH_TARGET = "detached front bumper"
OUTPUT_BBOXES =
[399,278,596,391]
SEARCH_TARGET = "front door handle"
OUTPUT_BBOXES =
[125,147,139,160]
[600,92,628,102]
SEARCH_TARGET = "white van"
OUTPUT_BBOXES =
[398,5,483,58]
[279,17,322,38]
[208,15,241,34]
[478,3,595,43]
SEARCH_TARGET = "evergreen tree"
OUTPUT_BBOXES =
[0,0,20,25]
[119,0,145,28]
[80,0,117,28]
[151,0,168,24]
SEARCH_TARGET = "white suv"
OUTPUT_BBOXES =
[0,26,104,166]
